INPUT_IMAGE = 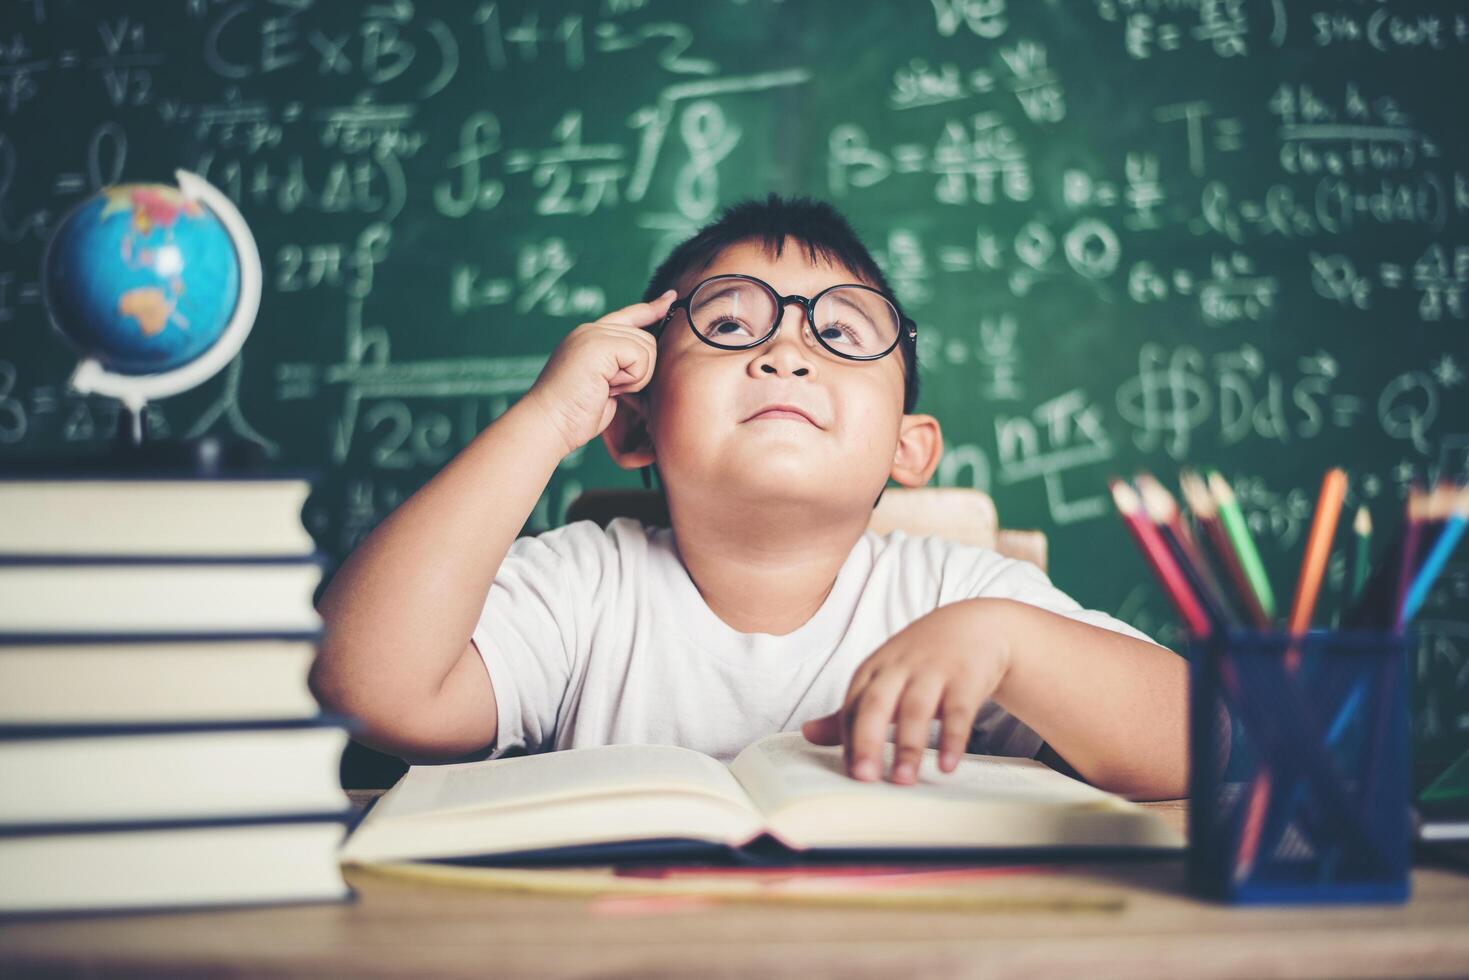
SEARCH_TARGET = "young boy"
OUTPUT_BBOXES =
[311,196,1188,800]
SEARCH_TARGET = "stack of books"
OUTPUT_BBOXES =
[0,473,353,915]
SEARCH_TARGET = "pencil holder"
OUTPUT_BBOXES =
[1186,630,1411,904]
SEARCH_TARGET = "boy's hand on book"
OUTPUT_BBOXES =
[521,290,677,457]
[801,602,1010,785]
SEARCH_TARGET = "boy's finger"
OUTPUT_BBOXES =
[611,322,663,378]
[938,694,980,772]
[844,675,905,781]
[597,289,677,329]
[890,676,944,784]
[612,330,660,387]
[800,713,842,746]
[608,352,656,395]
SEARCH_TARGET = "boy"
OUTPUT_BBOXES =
[311,196,1188,800]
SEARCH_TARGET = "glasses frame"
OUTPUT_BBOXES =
[660,273,916,362]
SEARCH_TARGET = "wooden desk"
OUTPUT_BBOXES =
[2,794,1467,978]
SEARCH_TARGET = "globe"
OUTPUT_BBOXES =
[43,182,242,376]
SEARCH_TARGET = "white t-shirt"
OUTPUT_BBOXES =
[471,518,1156,765]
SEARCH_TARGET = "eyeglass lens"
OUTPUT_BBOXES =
[688,277,900,358]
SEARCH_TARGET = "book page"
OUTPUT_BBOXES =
[370,742,754,823]
[729,732,1114,816]
[727,733,1179,851]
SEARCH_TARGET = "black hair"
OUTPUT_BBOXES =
[642,194,920,414]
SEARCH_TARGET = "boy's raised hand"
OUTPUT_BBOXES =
[800,601,1011,785]
[522,289,677,457]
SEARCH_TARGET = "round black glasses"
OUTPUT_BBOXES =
[660,274,916,362]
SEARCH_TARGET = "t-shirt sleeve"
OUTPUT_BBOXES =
[469,520,617,759]
[940,545,1163,761]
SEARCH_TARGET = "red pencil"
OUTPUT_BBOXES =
[1110,478,1213,639]
[1136,472,1241,631]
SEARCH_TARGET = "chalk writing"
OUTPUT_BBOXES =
[2,0,1466,743]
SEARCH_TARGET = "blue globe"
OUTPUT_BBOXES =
[43,184,242,376]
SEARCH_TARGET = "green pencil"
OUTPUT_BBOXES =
[1351,505,1372,601]
[1206,471,1277,624]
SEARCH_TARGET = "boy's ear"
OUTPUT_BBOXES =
[601,393,656,470]
[889,413,943,487]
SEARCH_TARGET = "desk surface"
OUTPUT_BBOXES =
[2,795,1468,978]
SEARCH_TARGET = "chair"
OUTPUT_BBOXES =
[564,486,1048,572]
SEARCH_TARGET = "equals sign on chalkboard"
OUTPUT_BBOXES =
[53,174,86,195]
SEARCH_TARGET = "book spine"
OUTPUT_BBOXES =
[0,808,355,838]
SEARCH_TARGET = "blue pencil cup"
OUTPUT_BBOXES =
[1186,630,1411,904]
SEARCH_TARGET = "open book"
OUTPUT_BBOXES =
[340,733,1183,865]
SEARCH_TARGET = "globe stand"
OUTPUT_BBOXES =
[112,404,266,475]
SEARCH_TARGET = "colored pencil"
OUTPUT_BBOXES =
[1351,506,1373,602]
[1429,479,1458,518]
[1355,486,1431,838]
[1135,473,1240,631]
[1155,470,1446,884]
[1391,486,1429,633]
[1343,487,1416,630]
[1400,486,1469,623]
[1344,556,1394,628]
[1284,468,1348,666]
[1232,769,1274,884]
[1181,470,1272,629]
[1109,478,1213,639]
[1207,471,1278,625]
[1415,482,1455,570]
[1235,467,1346,881]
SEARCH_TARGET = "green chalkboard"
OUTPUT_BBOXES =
[4,0,1467,784]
